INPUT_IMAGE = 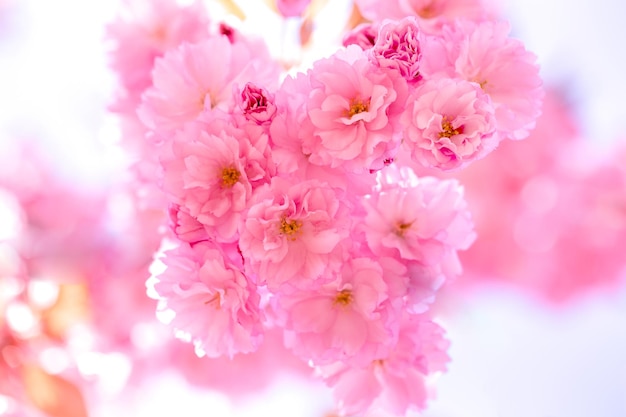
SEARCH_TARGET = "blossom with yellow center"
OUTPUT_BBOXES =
[221,167,240,188]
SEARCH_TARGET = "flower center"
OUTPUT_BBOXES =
[439,116,462,138]
[279,217,302,240]
[347,98,370,117]
[334,289,353,306]
[395,221,414,236]
[221,167,240,188]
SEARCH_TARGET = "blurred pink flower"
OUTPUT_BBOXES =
[319,314,449,415]
[153,242,264,358]
[276,0,311,17]
[139,36,279,133]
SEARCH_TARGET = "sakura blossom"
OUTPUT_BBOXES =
[318,313,450,415]
[363,169,475,264]
[434,20,544,140]
[138,36,280,133]
[277,257,396,367]
[239,178,351,290]
[370,17,424,82]
[297,46,409,173]
[152,242,264,358]
[401,77,499,170]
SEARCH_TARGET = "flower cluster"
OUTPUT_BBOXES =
[107,0,543,414]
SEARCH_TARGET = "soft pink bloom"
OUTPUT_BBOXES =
[299,46,409,172]
[278,257,396,366]
[160,120,274,242]
[139,36,280,133]
[269,73,378,195]
[276,0,311,17]
[152,242,264,358]
[401,77,498,170]
[239,178,351,290]
[371,17,424,82]
[107,0,210,100]
[343,23,378,49]
[167,203,210,244]
[449,91,626,302]
[363,168,475,264]
[318,313,450,415]
[441,20,544,140]
[354,0,493,32]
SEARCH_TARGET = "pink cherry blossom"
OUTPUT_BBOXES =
[401,77,498,170]
[152,241,264,358]
[234,82,277,126]
[107,0,210,101]
[160,120,274,242]
[278,257,396,367]
[354,0,493,32]
[299,46,409,172]
[139,36,280,133]
[439,20,544,140]
[269,72,378,194]
[363,168,475,265]
[318,313,450,415]
[343,23,378,49]
[239,177,351,290]
[370,17,424,82]
[276,0,311,17]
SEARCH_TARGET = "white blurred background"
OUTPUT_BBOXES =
[0,0,625,416]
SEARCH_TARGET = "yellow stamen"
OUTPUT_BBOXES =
[395,221,413,236]
[439,116,462,138]
[279,217,302,240]
[221,167,240,188]
[347,98,370,118]
[334,289,353,306]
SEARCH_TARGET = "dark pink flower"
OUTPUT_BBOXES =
[371,17,424,82]
[235,82,277,125]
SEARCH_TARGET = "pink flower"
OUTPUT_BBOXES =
[401,77,498,170]
[343,23,379,49]
[235,82,277,125]
[167,203,210,244]
[107,0,210,100]
[276,0,311,17]
[444,20,544,140]
[139,36,280,133]
[363,168,475,264]
[318,313,450,415]
[299,46,408,172]
[354,0,493,31]
[278,257,395,366]
[371,17,424,82]
[160,120,274,242]
[269,73,378,195]
[151,242,264,358]
[239,178,351,290]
